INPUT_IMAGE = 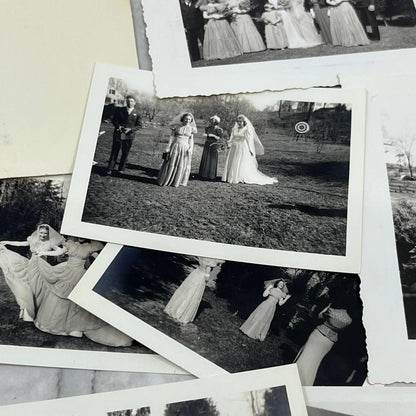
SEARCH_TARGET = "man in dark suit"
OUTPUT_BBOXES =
[179,0,205,62]
[354,0,380,40]
[107,96,142,175]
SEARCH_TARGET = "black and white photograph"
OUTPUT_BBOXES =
[177,0,416,67]
[381,92,416,339]
[0,365,307,416]
[108,385,291,416]
[70,243,368,385]
[61,65,365,273]
[0,175,180,373]
[141,0,416,97]
[304,386,416,416]
[341,75,416,384]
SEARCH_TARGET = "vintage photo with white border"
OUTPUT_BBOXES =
[141,0,416,97]
[0,365,307,416]
[0,174,183,374]
[61,63,366,274]
[304,386,416,416]
[339,74,416,383]
[69,242,367,384]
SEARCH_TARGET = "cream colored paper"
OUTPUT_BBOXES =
[0,0,138,179]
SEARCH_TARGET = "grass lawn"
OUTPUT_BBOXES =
[96,249,367,385]
[83,121,350,256]
[192,23,416,67]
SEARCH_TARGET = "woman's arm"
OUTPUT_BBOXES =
[165,130,175,152]
[263,284,273,297]
[318,303,331,319]
[188,134,194,153]
[0,241,30,247]
[278,294,292,306]
[36,246,68,257]
[244,130,255,156]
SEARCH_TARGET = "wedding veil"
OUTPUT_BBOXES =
[169,112,197,134]
[28,224,65,246]
[236,114,265,156]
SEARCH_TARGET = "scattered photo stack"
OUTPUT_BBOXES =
[1,0,416,414]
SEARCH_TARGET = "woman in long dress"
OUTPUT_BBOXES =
[199,115,225,180]
[31,237,133,346]
[294,303,352,385]
[240,280,291,341]
[222,114,278,185]
[157,112,197,187]
[269,0,309,48]
[201,1,242,60]
[309,0,332,44]
[288,0,322,47]
[164,257,222,324]
[0,224,64,322]
[326,0,370,47]
[228,0,266,53]
[261,3,289,50]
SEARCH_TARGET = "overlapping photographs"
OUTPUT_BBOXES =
[69,243,368,384]
[0,366,307,416]
[0,175,182,373]
[339,76,416,383]
[61,64,365,273]
[381,92,416,340]
[304,386,416,416]
[140,0,416,97]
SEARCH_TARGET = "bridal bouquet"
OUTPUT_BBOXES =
[209,136,229,153]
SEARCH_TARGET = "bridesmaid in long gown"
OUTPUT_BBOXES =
[326,0,370,47]
[0,224,64,322]
[158,112,197,187]
[202,0,242,60]
[309,0,332,44]
[228,0,266,53]
[222,114,278,185]
[271,0,309,48]
[164,257,222,324]
[261,3,289,50]
[199,115,224,180]
[289,0,323,47]
[294,304,352,385]
[31,238,133,346]
[240,280,291,341]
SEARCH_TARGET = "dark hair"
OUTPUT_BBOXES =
[125,95,136,101]
[180,113,193,123]
[38,225,49,232]
[237,116,247,126]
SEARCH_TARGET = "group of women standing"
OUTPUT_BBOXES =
[188,0,369,62]
[0,224,132,347]
[157,112,277,187]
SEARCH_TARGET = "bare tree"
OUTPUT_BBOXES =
[108,77,129,98]
[391,132,416,178]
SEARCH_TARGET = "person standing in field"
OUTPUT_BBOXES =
[158,112,197,187]
[107,95,142,175]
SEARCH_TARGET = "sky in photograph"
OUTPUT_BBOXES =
[148,390,268,416]
[241,91,347,112]
[381,93,416,165]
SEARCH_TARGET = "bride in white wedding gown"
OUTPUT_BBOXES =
[222,115,278,185]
